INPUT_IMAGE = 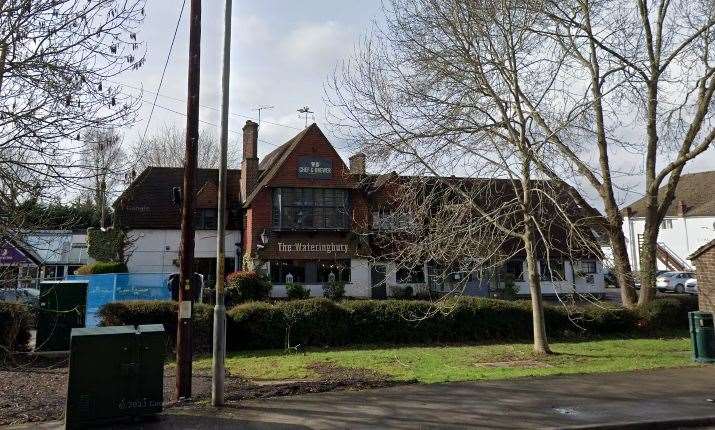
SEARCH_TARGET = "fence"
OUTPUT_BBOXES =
[68,273,172,327]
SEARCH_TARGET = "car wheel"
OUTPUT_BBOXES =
[675,284,684,294]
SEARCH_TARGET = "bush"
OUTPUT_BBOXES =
[637,296,697,331]
[228,302,285,350]
[279,298,350,347]
[75,261,128,275]
[98,300,213,351]
[0,302,32,355]
[285,282,310,300]
[225,271,272,305]
[322,280,345,301]
[389,285,414,299]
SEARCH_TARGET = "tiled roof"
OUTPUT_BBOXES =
[114,166,242,229]
[625,171,715,217]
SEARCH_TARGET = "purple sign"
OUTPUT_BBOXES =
[0,242,32,265]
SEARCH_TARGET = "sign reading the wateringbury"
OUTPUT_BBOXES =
[278,242,348,254]
[297,156,332,179]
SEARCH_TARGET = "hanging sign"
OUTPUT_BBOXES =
[297,156,332,179]
[0,242,33,265]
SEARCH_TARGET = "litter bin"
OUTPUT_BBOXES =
[36,280,88,351]
[688,311,715,363]
[65,324,166,428]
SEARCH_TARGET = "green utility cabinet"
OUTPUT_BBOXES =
[36,280,88,351]
[65,324,166,428]
[689,311,715,363]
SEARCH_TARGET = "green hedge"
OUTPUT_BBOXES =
[0,302,32,356]
[75,261,129,275]
[97,301,213,352]
[99,296,700,352]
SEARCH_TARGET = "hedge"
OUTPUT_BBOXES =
[97,301,213,351]
[75,261,129,275]
[0,302,32,356]
[98,296,699,352]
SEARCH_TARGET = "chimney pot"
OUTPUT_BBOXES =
[349,153,366,175]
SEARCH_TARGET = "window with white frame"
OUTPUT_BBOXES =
[661,219,673,229]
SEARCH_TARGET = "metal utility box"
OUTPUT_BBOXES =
[36,280,88,351]
[65,324,166,428]
[689,311,715,363]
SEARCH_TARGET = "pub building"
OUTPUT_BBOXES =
[114,121,606,297]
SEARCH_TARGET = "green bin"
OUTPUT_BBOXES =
[688,311,715,363]
[65,324,166,428]
[36,280,88,351]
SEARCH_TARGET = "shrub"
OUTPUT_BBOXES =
[285,282,310,300]
[225,271,272,305]
[389,285,414,299]
[322,280,345,301]
[637,296,696,331]
[98,300,213,351]
[344,299,446,344]
[75,261,128,275]
[0,302,32,355]
[278,298,350,347]
[228,302,285,350]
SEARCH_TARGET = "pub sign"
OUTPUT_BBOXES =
[297,156,332,179]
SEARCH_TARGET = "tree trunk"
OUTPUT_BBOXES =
[524,224,551,355]
[638,217,660,306]
[603,212,637,308]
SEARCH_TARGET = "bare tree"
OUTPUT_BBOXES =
[329,0,602,353]
[131,124,241,173]
[80,128,125,228]
[537,0,715,305]
[0,0,146,236]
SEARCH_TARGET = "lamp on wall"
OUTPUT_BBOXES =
[257,229,270,250]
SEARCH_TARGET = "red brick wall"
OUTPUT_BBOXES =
[244,126,369,259]
[694,250,715,312]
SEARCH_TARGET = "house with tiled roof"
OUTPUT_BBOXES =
[622,171,715,274]
[114,121,606,298]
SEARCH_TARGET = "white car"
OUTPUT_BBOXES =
[685,278,698,295]
[656,271,695,293]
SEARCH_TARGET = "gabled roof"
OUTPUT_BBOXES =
[243,124,322,207]
[624,171,715,217]
[114,166,242,229]
[690,239,715,260]
[0,236,43,266]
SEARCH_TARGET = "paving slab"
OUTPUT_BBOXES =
[6,366,715,429]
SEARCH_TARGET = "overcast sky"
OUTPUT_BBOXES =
[115,1,714,210]
[116,0,381,161]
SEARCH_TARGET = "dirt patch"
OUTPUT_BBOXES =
[474,359,551,368]
[0,358,410,426]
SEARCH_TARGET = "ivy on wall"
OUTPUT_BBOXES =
[87,227,127,262]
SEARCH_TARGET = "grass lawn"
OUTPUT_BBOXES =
[192,333,696,384]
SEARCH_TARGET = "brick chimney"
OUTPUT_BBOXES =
[240,120,259,203]
[677,200,687,217]
[349,153,366,175]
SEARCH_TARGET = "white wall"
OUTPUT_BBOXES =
[514,260,605,295]
[623,215,715,270]
[126,229,242,274]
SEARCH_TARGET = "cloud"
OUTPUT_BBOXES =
[278,21,352,71]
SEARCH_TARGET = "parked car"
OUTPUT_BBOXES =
[655,271,695,293]
[0,287,40,306]
[685,278,698,295]
[635,270,669,290]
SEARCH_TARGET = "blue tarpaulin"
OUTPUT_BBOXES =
[68,273,172,327]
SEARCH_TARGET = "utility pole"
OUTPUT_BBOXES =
[212,0,232,407]
[176,0,201,401]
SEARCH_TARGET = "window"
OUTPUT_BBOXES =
[317,260,351,283]
[661,219,673,229]
[270,260,351,284]
[503,260,524,281]
[272,188,350,230]
[540,260,565,281]
[396,265,426,284]
[194,208,218,229]
[44,265,65,280]
[578,260,598,274]
[372,210,414,231]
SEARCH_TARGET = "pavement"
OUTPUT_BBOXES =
[8,366,715,429]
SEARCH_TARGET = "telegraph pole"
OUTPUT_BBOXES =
[212,0,233,407]
[176,0,202,401]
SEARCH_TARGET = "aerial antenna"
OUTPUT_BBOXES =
[252,105,274,125]
[297,106,313,128]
